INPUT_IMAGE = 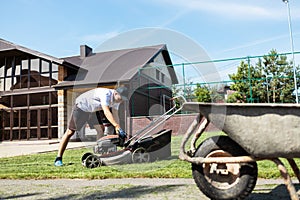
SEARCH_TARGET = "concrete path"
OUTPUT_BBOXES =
[0,178,297,200]
[0,139,95,158]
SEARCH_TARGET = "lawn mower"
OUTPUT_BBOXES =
[81,96,184,168]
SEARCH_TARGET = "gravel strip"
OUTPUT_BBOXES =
[0,178,297,200]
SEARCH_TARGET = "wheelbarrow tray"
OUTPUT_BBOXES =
[182,102,300,158]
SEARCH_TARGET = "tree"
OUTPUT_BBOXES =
[226,92,241,103]
[228,49,299,103]
[210,85,225,102]
[194,84,211,102]
[172,84,182,97]
[228,60,262,102]
[257,49,296,103]
[184,80,195,101]
[172,80,196,102]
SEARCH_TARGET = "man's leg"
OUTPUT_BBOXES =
[87,111,104,140]
[98,110,115,136]
[55,105,88,166]
[54,129,75,166]
[94,124,104,140]
[57,129,75,158]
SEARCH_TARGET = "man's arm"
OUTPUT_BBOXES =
[102,105,120,131]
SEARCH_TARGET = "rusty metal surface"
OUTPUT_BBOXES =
[182,102,300,158]
[272,158,299,200]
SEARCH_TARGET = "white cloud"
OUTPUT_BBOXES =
[159,0,297,21]
[216,31,300,56]
[220,34,288,53]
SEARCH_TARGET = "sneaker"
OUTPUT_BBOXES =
[54,159,63,167]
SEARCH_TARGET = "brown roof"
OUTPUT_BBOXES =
[56,44,177,88]
[0,38,80,70]
[0,39,177,89]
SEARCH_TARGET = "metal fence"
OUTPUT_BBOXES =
[138,51,300,103]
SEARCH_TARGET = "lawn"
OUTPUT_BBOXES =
[0,133,298,179]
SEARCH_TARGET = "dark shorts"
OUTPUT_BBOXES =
[68,105,111,131]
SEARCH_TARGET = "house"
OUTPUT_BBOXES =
[0,39,177,141]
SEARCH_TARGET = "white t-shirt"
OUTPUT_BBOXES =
[75,88,116,112]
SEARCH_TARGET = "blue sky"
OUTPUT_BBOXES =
[1,0,300,81]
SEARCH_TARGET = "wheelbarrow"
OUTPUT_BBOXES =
[179,102,300,200]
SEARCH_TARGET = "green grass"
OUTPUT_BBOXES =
[0,133,299,179]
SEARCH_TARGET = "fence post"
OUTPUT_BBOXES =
[182,63,186,98]
[247,56,253,103]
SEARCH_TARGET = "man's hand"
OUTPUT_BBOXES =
[117,128,127,139]
[114,124,127,139]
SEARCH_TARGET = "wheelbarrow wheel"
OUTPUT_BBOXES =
[192,136,258,200]
[132,147,150,163]
[84,154,102,168]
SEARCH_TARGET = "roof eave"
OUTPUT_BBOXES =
[0,39,82,71]
[53,79,131,90]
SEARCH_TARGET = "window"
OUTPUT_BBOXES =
[0,64,4,78]
[30,93,49,106]
[41,60,50,73]
[29,59,40,87]
[15,63,21,76]
[51,63,58,81]
[20,110,27,127]
[20,59,29,89]
[161,73,165,83]
[5,77,12,90]
[0,78,4,91]
[12,77,18,89]
[22,59,29,70]
[0,63,4,91]
[6,67,12,77]
[1,96,11,107]
[50,91,58,104]
[0,56,59,91]
[3,92,59,140]
[13,94,27,107]
[30,59,39,72]
[52,72,58,81]
[52,63,58,72]
[156,69,160,80]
